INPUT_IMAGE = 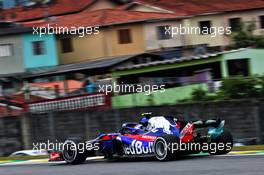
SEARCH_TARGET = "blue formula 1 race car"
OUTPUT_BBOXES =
[49,113,233,164]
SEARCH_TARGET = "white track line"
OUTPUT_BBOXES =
[1,153,263,166]
[0,156,104,166]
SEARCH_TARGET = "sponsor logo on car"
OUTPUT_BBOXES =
[124,140,154,155]
[141,135,156,140]
[148,116,176,134]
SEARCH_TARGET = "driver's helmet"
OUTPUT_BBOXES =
[140,117,149,127]
[140,112,152,127]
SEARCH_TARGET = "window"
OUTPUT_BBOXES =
[229,18,241,32]
[259,16,264,29]
[0,44,13,57]
[60,38,73,53]
[118,29,132,44]
[157,25,172,40]
[32,41,45,55]
[227,59,249,76]
[199,20,212,34]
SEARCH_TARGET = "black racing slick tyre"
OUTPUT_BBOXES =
[62,137,87,165]
[154,135,180,161]
[209,130,233,155]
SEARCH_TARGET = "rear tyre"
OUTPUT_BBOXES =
[209,130,233,155]
[154,135,180,161]
[62,137,87,164]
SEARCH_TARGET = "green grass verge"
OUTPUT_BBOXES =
[0,155,48,161]
[232,145,264,151]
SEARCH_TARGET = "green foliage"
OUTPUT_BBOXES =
[218,76,259,99]
[231,21,264,48]
[191,87,208,101]
[183,75,264,103]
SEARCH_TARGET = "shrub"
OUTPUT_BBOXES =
[219,76,259,99]
[191,87,208,101]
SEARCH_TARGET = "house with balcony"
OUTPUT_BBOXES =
[2,47,263,113]
[0,53,164,114]
[0,22,58,99]
[111,48,264,108]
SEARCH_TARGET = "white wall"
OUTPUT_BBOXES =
[184,9,264,47]
[143,21,184,51]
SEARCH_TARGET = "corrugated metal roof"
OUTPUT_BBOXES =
[22,54,134,78]
[153,48,183,59]
[114,48,246,71]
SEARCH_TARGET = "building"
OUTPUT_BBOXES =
[125,0,264,48]
[24,9,184,64]
[111,48,264,108]
[20,0,264,65]
[0,0,264,110]
[0,23,58,75]
[0,23,59,98]
[1,0,264,65]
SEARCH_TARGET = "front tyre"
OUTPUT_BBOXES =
[154,135,180,161]
[62,138,87,164]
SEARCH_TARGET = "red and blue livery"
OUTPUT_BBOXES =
[49,113,233,164]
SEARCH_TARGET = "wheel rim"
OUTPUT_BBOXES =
[155,139,168,160]
[65,148,75,158]
[63,141,77,162]
[156,141,165,156]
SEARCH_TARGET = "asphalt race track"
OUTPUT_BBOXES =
[1,155,264,175]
